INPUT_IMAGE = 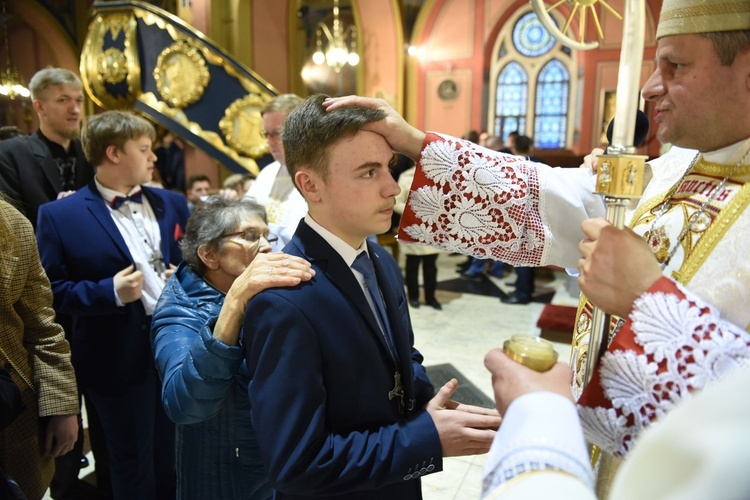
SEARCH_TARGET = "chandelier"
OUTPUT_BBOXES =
[0,1,29,100]
[312,0,359,73]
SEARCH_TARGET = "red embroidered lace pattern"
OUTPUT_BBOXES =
[578,279,750,457]
[400,133,547,266]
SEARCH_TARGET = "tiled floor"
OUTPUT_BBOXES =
[45,252,580,499]
[407,254,576,499]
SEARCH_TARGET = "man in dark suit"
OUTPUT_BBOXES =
[0,67,94,228]
[243,95,501,499]
[0,67,101,500]
[36,110,188,500]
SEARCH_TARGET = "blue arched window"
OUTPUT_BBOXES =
[495,62,528,143]
[534,60,570,148]
[490,9,575,149]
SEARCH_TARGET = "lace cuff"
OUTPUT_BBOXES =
[578,276,750,456]
[397,132,547,265]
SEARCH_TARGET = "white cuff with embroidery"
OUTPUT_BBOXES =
[482,392,593,497]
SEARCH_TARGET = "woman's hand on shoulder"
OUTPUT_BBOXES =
[228,252,314,308]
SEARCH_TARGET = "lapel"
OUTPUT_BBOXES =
[294,222,396,359]
[83,180,134,262]
[28,134,63,192]
[141,187,171,261]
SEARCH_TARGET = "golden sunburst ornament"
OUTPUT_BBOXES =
[531,0,623,50]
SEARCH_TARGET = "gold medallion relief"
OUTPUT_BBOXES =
[219,94,270,158]
[154,40,210,108]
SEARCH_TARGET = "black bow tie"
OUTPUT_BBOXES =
[110,191,143,209]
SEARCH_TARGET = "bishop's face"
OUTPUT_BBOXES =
[642,34,750,152]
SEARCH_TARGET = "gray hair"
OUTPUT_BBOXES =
[180,197,267,275]
[262,94,303,116]
[29,67,82,101]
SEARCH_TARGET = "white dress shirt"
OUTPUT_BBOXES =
[95,179,165,315]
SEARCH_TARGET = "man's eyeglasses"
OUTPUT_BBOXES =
[260,129,282,140]
[220,228,278,245]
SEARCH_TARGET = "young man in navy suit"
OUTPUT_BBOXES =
[243,95,501,499]
[36,111,188,500]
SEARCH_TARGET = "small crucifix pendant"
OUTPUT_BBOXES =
[388,370,405,413]
[150,252,166,277]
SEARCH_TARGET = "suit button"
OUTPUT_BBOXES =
[427,464,435,472]
[403,474,412,481]
[420,467,427,475]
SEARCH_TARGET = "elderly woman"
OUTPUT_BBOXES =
[151,197,314,499]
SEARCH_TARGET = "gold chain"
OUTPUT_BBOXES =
[646,148,750,268]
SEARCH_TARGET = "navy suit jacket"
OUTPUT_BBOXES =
[36,180,189,390]
[0,132,94,228]
[244,220,442,500]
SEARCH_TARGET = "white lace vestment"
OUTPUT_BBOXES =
[400,133,750,462]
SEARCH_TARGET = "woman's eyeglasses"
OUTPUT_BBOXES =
[220,228,278,245]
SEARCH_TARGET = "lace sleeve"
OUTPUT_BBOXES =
[397,133,602,268]
[577,276,750,457]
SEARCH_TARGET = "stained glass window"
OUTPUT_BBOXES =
[534,59,569,148]
[495,61,528,141]
[490,7,574,149]
[513,12,555,58]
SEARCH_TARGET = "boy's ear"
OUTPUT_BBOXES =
[295,169,322,203]
[104,144,120,164]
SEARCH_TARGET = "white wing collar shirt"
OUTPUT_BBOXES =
[95,178,166,315]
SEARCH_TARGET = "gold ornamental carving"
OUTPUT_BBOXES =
[138,92,260,176]
[219,94,271,158]
[153,40,210,108]
[98,48,128,85]
[80,12,140,109]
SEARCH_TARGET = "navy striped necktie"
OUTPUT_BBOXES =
[352,252,396,356]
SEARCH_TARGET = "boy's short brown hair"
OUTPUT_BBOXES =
[82,111,156,166]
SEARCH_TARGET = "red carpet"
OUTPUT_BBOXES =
[536,304,577,344]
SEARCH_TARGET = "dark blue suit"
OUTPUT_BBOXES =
[244,220,442,500]
[36,180,188,500]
